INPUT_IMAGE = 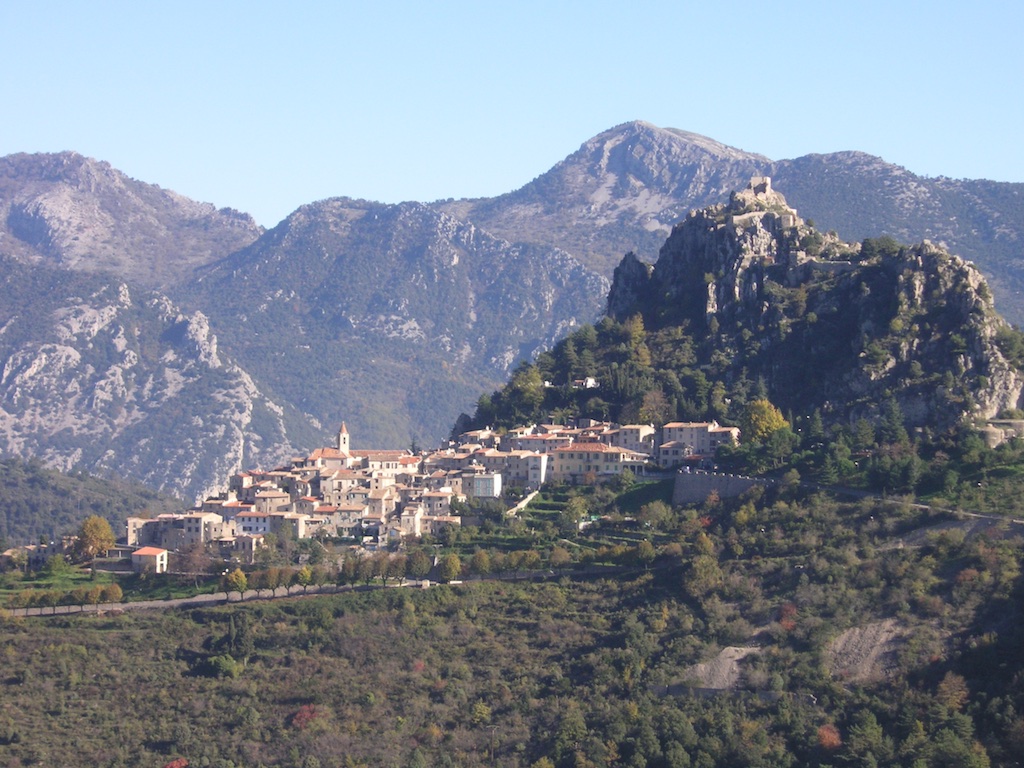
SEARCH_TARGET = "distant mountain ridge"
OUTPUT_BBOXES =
[441,121,1024,324]
[0,123,1022,499]
[185,197,608,449]
[0,151,262,288]
[437,121,771,276]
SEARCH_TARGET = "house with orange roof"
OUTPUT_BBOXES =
[657,421,740,467]
[550,441,648,483]
[131,546,168,574]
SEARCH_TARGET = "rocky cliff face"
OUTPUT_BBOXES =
[0,257,307,501]
[186,198,609,448]
[608,180,1024,430]
[0,152,262,289]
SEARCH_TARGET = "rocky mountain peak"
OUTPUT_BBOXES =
[0,151,262,289]
[437,124,774,277]
[606,178,1023,431]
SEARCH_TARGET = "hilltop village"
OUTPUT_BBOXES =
[122,419,739,570]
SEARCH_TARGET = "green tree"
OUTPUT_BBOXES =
[408,550,432,581]
[296,564,313,593]
[880,398,910,445]
[636,540,656,569]
[854,418,877,450]
[75,515,116,575]
[388,554,407,585]
[356,555,375,585]
[223,568,247,600]
[549,546,572,568]
[101,582,123,603]
[639,500,673,530]
[741,399,789,443]
[338,557,358,586]
[638,389,671,425]
[265,566,283,593]
[559,496,588,536]
[249,570,268,597]
[39,590,62,614]
[372,552,391,585]
[684,555,723,598]
[438,553,462,583]
[555,702,588,763]
[471,702,492,726]
[43,554,72,579]
[501,362,546,424]
[469,549,491,577]
[521,550,541,572]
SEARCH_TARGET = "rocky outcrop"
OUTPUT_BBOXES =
[0,257,307,501]
[437,121,1024,328]
[606,251,654,320]
[607,179,1024,430]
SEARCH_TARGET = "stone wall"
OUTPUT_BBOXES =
[672,471,766,505]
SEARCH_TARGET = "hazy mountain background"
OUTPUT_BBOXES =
[1,121,1022,500]
[0,151,262,288]
[441,122,1024,310]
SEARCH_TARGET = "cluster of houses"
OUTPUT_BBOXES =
[2,418,740,573]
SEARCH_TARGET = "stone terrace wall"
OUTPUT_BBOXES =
[672,470,765,505]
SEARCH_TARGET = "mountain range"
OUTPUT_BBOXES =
[1,121,1022,500]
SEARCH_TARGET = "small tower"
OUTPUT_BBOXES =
[338,421,350,453]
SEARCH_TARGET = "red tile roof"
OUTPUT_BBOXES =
[133,546,167,557]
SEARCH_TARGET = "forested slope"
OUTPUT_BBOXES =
[0,456,182,546]
[1,482,1021,767]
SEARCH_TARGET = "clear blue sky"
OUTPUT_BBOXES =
[2,1,1021,227]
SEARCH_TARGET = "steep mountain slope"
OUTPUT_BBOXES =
[0,455,183,545]
[439,121,1024,325]
[0,152,262,288]
[472,180,1023,435]
[438,121,769,277]
[185,198,608,447]
[0,256,312,501]
[615,180,1022,428]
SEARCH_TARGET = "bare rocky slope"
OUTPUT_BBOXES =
[0,256,310,501]
[437,121,769,278]
[184,198,609,449]
[0,151,262,289]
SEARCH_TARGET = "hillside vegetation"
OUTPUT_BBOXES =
[0,456,182,546]
[1,480,1022,767]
